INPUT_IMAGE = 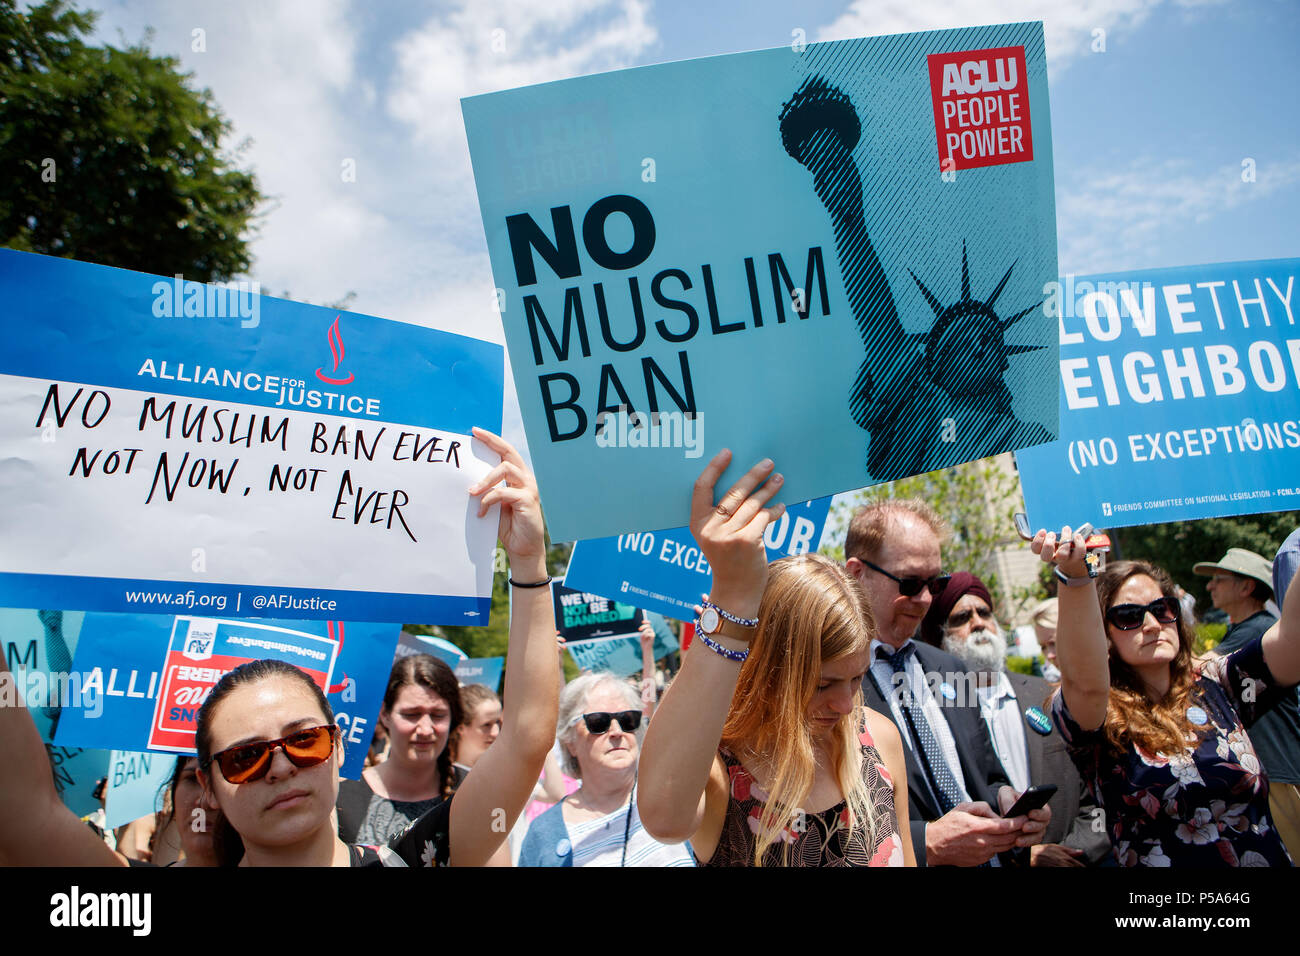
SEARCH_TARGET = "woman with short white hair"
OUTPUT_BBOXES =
[517,673,693,866]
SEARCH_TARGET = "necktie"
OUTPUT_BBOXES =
[38,610,70,727]
[880,644,964,815]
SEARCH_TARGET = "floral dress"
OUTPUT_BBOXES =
[1052,635,1295,867]
[701,721,904,867]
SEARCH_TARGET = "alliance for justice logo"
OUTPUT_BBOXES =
[315,315,356,385]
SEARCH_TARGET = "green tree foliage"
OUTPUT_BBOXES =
[823,456,1023,612]
[0,0,260,280]
[1112,512,1300,608]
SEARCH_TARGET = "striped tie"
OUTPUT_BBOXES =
[880,643,964,814]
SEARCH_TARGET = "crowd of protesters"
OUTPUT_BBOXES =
[1,440,1298,868]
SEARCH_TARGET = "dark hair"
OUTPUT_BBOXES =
[195,658,335,867]
[383,655,463,799]
[1095,560,1205,755]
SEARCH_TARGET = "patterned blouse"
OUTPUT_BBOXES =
[1052,635,1295,867]
[700,720,904,867]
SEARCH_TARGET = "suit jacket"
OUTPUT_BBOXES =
[862,643,1009,866]
[1004,672,1111,865]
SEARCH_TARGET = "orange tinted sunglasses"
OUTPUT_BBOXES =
[205,724,338,784]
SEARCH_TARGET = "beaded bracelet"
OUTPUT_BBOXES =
[697,631,749,663]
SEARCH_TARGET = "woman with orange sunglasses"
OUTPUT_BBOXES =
[0,429,560,867]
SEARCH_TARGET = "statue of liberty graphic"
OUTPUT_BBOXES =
[779,76,1050,481]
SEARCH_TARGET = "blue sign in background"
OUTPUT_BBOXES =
[0,607,110,818]
[1016,258,1300,530]
[563,496,832,620]
[56,612,399,779]
[565,612,679,678]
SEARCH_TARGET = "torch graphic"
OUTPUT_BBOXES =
[315,315,356,386]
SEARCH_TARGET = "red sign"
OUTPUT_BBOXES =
[927,45,1032,171]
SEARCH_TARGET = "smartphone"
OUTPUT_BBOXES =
[1002,784,1058,817]
[1014,513,1093,542]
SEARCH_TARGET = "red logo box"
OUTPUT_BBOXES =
[927,45,1032,171]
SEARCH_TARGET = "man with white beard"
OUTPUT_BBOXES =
[920,573,1110,866]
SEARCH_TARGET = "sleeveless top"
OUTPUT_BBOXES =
[701,722,905,867]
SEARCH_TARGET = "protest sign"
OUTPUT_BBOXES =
[563,496,831,620]
[552,582,642,643]
[0,249,504,623]
[565,611,679,678]
[455,657,505,691]
[104,750,176,831]
[0,608,111,817]
[395,631,467,670]
[462,23,1058,540]
[55,613,398,779]
[1016,259,1300,530]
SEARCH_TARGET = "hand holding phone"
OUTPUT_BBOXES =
[1014,513,1093,542]
[1002,784,1057,818]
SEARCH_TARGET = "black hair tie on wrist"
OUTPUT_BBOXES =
[509,575,553,588]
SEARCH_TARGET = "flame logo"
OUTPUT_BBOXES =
[315,315,355,385]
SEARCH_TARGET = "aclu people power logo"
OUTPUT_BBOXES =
[315,315,355,386]
[927,46,1032,171]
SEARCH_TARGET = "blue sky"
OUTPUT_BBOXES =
[82,0,1298,464]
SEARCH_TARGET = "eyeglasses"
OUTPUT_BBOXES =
[570,711,642,735]
[205,724,338,784]
[1105,598,1180,631]
[946,605,996,629]
[861,559,951,598]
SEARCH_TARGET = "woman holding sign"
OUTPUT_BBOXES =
[1029,527,1298,866]
[637,452,914,866]
[0,428,560,867]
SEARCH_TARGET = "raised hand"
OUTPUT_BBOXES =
[1029,526,1090,579]
[689,450,785,620]
[468,427,546,572]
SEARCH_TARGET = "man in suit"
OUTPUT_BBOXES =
[919,573,1110,866]
[845,500,1049,866]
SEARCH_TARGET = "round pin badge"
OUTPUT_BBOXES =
[940,682,956,701]
[555,838,571,857]
[1187,706,1208,726]
[1024,706,1053,735]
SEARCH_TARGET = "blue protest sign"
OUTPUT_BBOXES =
[565,618,679,679]
[462,24,1058,541]
[55,613,398,779]
[395,632,467,671]
[1016,259,1300,529]
[0,249,503,624]
[552,583,642,642]
[563,497,832,620]
[455,657,505,691]
[1,608,90,741]
[104,750,176,831]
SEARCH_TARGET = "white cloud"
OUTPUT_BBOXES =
[1057,155,1300,273]
[815,0,1226,76]
[387,0,657,149]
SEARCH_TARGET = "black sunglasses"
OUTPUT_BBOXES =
[574,710,642,734]
[1106,598,1180,631]
[862,559,951,598]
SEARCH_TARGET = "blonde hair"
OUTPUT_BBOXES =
[845,498,950,563]
[720,553,879,866]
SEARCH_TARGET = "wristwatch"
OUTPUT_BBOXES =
[698,602,758,643]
